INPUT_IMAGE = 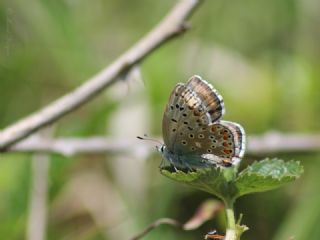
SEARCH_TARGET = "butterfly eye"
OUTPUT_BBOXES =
[160,146,164,152]
[189,134,194,138]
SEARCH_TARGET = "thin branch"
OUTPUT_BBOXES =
[26,129,52,240]
[0,0,203,150]
[130,218,182,240]
[9,136,146,156]
[26,154,49,240]
[6,132,320,156]
[26,128,51,240]
[247,131,320,155]
[130,199,223,240]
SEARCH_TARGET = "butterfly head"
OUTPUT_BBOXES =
[156,144,170,159]
[157,144,180,170]
[156,144,164,153]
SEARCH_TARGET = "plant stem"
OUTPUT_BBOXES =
[224,198,237,240]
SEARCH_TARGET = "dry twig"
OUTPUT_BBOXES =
[130,218,182,240]
[6,132,320,156]
[26,130,51,240]
[0,0,203,150]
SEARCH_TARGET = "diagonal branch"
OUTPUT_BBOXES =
[130,199,223,240]
[5,132,320,156]
[0,0,203,150]
[130,218,182,240]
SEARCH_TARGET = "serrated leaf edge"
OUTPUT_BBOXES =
[237,159,303,181]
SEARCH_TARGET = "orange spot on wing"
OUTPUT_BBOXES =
[193,110,201,116]
[223,149,232,154]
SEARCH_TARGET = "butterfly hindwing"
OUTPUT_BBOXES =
[200,121,245,166]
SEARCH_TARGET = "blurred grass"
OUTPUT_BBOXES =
[0,0,320,239]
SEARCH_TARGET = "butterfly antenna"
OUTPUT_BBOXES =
[136,134,162,146]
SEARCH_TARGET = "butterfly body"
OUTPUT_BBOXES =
[159,145,211,169]
[159,75,245,169]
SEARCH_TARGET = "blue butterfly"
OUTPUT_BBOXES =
[158,75,245,170]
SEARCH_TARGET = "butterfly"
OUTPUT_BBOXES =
[158,75,245,170]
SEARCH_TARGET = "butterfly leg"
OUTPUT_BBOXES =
[177,155,194,172]
[184,162,195,172]
[167,157,179,172]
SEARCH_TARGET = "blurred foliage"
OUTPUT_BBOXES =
[0,0,320,239]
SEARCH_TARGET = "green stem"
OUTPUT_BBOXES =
[226,203,235,229]
[224,198,237,240]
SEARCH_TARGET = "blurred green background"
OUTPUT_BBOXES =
[1,0,320,239]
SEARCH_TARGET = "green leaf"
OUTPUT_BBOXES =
[161,158,303,201]
[235,158,303,197]
[160,167,238,201]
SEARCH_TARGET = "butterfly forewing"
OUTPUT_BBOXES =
[162,83,213,154]
[186,76,225,122]
[162,83,186,151]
